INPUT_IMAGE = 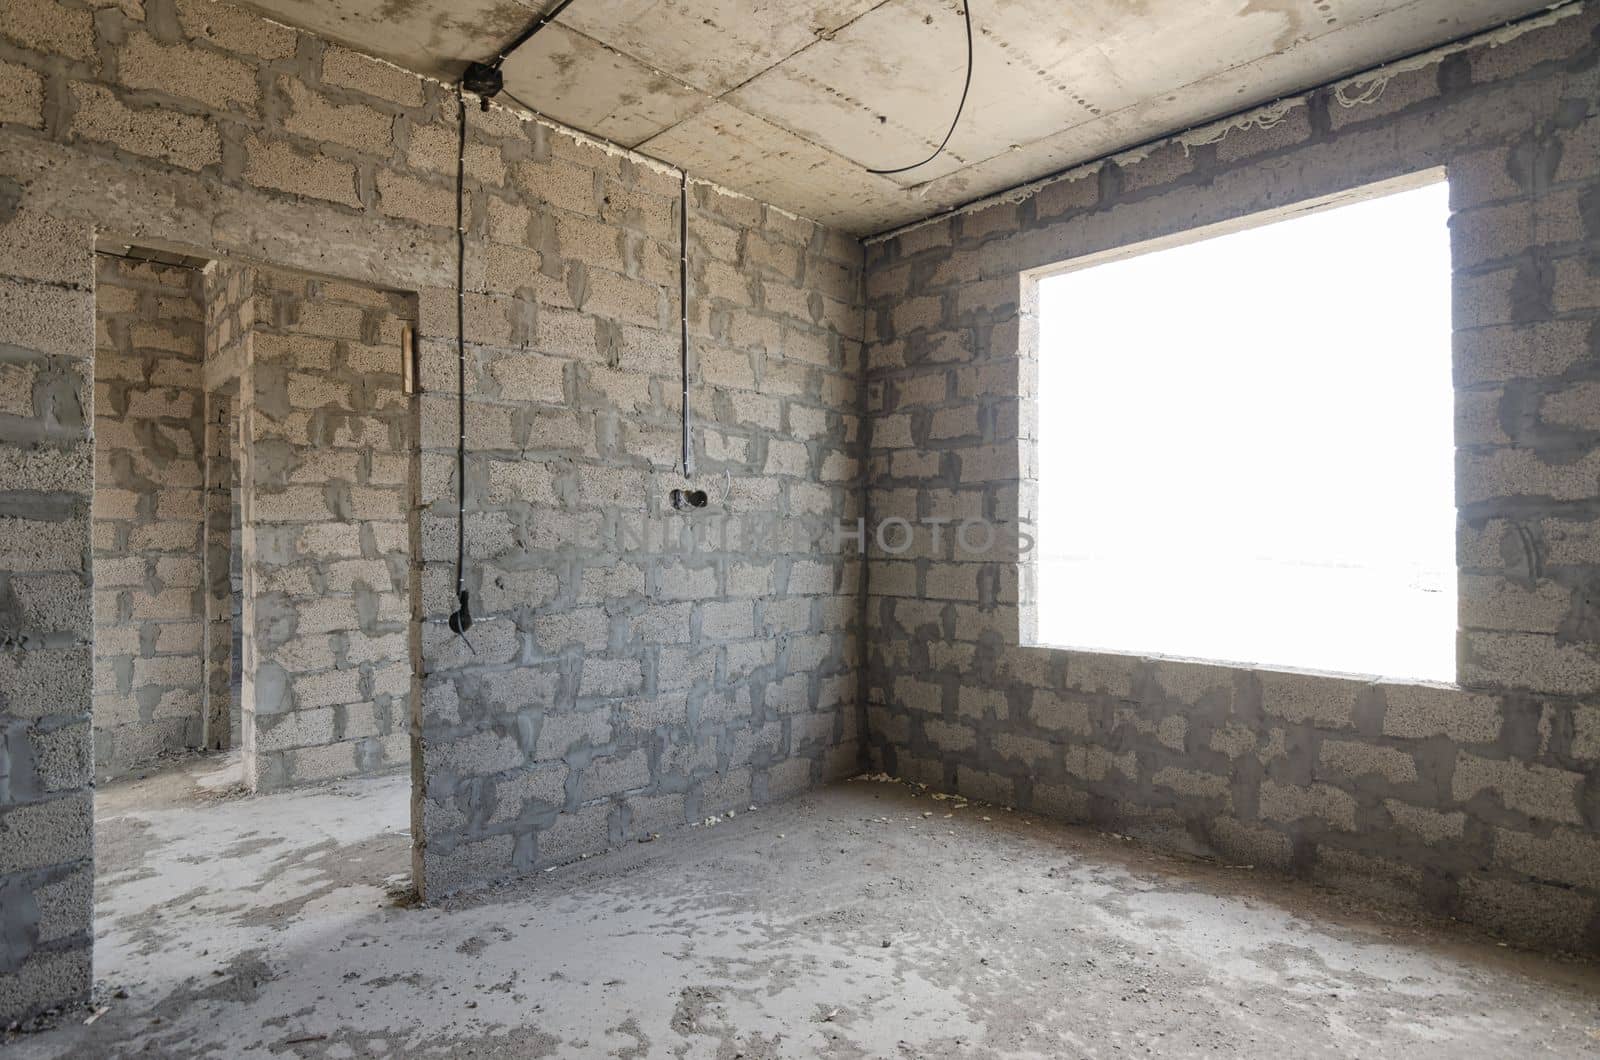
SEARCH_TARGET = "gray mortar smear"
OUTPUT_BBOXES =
[7,756,1600,1058]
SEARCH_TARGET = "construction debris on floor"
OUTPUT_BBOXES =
[8,758,1600,1058]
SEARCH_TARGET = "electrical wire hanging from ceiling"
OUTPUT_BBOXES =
[863,1,974,176]
[497,80,698,483]
[468,0,700,510]
[445,86,474,650]
[445,0,582,649]
[678,172,693,478]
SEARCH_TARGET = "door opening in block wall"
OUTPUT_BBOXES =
[89,246,423,991]
[1030,177,1456,681]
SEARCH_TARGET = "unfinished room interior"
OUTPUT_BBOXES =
[2,0,1600,1054]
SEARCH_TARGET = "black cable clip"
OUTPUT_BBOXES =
[462,61,503,110]
[447,589,475,654]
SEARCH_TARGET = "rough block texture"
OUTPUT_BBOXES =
[0,0,864,1021]
[860,8,1600,951]
[0,140,95,1023]
[90,256,207,780]
[200,387,241,751]
[201,259,249,750]
[411,135,866,896]
[239,266,416,791]
[4,0,1599,1030]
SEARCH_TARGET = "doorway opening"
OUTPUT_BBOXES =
[89,247,421,997]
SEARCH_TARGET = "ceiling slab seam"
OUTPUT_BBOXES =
[483,88,848,232]
[498,20,716,148]
[609,0,916,158]
[223,0,858,231]
[888,0,1537,201]
[865,0,1586,245]
[497,20,919,201]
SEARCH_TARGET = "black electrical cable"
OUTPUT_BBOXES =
[485,0,697,483]
[496,83,698,481]
[864,1,974,176]
[679,172,693,478]
[864,1,1576,239]
[446,88,474,649]
[490,0,582,68]
[443,0,581,649]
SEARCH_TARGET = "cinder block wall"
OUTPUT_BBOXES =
[199,387,240,750]
[201,260,254,750]
[0,0,864,1022]
[861,7,1600,949]
[90,256,208,780]
[240,266,415,790]
[0,167,96,1022]
[409,169,866,894]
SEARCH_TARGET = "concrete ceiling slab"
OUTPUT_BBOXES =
[904,0,1555,208]
[496,21,711,146]
[231,0,540,78]
[726,0,981,185]
[554,0,889,95]
[233,0,1561,234]
[643,101,905,231]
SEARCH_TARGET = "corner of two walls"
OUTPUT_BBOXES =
[408,156,872,894]
[237,265,417,792]
[87,253,416,793]
[3,0,1595,1033]
[1,0,874,1022]
[201,259,253,755]
[859,7,1600,950]
[90,254,209,780]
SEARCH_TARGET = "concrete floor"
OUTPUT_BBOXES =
[7,758,1600,1058]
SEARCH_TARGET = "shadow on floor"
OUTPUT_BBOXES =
[8,765,1600,1058]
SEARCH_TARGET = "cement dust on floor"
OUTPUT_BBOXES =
[9,762,1600,1059]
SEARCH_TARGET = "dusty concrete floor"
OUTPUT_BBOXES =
[8,756,1600,1058]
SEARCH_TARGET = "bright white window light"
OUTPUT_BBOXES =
[1034,179,1456,682]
